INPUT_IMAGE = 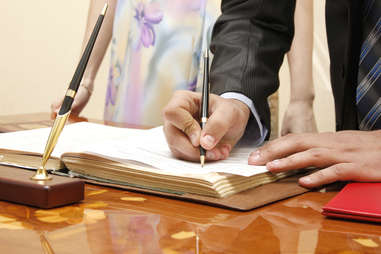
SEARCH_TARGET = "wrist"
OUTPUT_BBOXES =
[80,78,94,95]
[289,96,315,105]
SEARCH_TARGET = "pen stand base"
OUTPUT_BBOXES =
[0,165,84,208]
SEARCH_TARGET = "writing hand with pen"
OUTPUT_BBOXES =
[162,91,250,163]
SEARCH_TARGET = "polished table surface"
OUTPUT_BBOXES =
[0,113,381,254]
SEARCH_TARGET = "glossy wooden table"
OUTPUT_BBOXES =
[1,113,381,254]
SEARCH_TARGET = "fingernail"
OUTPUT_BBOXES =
[190,133,198,146]
[206,151,215,160]
[223,144,232,152]
[221,146,230,159]
[268,159,281,167]
[300,176,312,185]
[202,135,215,149]
[249,150,261,162]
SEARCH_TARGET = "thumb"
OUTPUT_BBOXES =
[200,110,233,150]
[200,98,250,150]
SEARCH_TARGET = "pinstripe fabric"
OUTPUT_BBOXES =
[357,0,381,130]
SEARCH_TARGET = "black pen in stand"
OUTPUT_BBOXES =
[200,49,209,167]
[31,3,108,181]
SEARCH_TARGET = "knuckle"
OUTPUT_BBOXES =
[314,169,328,180]
[332,164,345,178]
[308,148,323,160]
[259,145,276,159]
[292,136,305,148]
[162,105,175,120]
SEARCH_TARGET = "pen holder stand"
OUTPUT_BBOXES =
[0,165,84,208]
[31,166,52,181]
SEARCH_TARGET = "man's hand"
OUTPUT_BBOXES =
[248,130,381,188]
[163,90,250,162]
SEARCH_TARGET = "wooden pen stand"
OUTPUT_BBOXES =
[0,165,84,208]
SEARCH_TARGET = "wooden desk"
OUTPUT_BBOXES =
[0,113,381,253]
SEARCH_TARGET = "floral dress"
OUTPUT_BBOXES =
[104,0,221,126]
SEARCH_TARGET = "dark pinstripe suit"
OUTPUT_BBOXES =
[209,0,364,140]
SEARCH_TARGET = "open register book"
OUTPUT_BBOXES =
[0,122,293,198]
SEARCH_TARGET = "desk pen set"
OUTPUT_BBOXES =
[0,4,108,208]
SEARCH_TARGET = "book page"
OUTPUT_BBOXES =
[0,122,142,158]
[0,122,267,177]
[80,126,267,177]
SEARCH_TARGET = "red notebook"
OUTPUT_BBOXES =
[322,182,381,223]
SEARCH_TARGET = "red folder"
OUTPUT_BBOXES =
[322,182,381,223]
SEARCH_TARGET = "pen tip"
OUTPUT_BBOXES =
[200,156,205,167]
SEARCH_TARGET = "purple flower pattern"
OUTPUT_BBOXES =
[104,0,221,125]
[134,2,163,48]
[106,66,117,106]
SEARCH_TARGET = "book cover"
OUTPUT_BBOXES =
[322,182,381,223]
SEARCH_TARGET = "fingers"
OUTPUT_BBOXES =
[298,163,356,188]
[200,109,230,150]
[163,121,229,161]
[201,100,242,149]
[163,91,202,147]
[201,98,250,151]
[248,132,334,165]
[265,147,338,172]
[205,144,231,161]
[163,92,250,162]
[163,122,200,161]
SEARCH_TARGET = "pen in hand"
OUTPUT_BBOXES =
[200,49,209,167]
[31,3,108,180]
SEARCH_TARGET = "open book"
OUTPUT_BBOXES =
[0,122,292,198]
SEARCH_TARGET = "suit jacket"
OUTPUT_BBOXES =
[210,0,296,139]
[210,0,363,137]
[326,0,362,130]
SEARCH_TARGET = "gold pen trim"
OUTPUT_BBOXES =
[200,155,205,167]
[65,89,76,98]
[41,111,71,168]
[31,111,71,181]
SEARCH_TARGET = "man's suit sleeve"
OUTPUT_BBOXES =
[210,0,296,139]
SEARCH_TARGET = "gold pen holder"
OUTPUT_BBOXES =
[31,111,70,181]
[31,166,52,181]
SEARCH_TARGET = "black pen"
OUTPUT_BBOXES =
[31,3,108,180]
[200,49,209,167]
